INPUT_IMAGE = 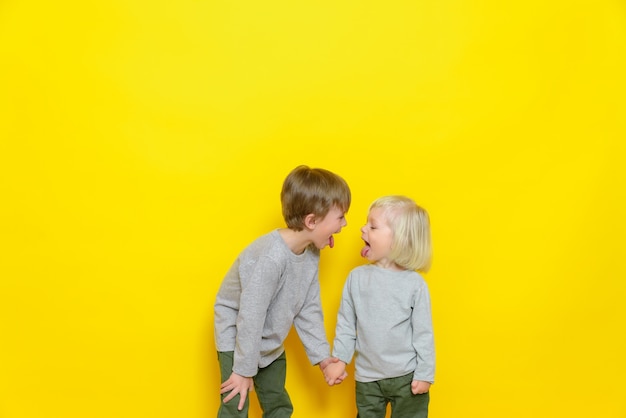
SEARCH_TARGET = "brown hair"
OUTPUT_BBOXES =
[281,165,351,231]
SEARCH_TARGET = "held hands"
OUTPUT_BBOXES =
[220,372,254,411]
[319,357,347,386]
[411,380,431,395]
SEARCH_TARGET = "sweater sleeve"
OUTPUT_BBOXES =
[293,276,331,365]
[331,275,357,364]
[233,256,281,377]
[411,280,435,383]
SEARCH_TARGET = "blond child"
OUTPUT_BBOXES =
[324,195,434,418]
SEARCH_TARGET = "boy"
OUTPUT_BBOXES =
[214,165,351,417]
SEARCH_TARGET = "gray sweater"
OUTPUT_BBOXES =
[214,230,331,377]
[332,264,435,383]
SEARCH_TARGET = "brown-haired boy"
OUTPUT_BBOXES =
[214,165,351,417]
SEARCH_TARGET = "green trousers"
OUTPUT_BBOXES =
[217,351,293,418]
[355,373,429,418]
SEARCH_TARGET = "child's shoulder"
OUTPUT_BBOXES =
[349,264,425,282]
[248,229,280,245]
[346,264,375,279]
[235,230,277,258]
[350,264,372,273]
[240,230,318,264]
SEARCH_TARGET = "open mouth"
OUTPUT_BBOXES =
[360,240,370,258]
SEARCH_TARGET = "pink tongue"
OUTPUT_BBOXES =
[329,236,334,248]
[361,245,369,258]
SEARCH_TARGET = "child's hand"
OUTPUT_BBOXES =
[318,357,348,385]
[411,380,431,395]
[321,360,347,386]
[220,372,254,410]
[318,357,337,371]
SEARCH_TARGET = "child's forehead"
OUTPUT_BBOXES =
[368,207,389,220]
[327,205,346,215]
[332,202,350,214]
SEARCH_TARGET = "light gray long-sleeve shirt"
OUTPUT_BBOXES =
[332,264,435,383]
[214,230,331,377]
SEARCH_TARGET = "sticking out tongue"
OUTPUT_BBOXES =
[329,235,335,248]
[361,245,370,258]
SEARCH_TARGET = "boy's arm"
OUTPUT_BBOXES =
[293,278,349,385]
[293,277,332,365]
[233,258,281,376]
[331,275,357,365]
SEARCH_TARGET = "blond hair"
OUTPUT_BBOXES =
[281,165,351,231]
[369,195,432,272]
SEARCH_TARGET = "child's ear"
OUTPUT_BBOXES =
[304,213,317,230]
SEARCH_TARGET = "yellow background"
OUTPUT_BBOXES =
[1,0,625,417]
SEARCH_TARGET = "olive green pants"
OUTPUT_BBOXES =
[217,351,293,418]
[355,373,429,418]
